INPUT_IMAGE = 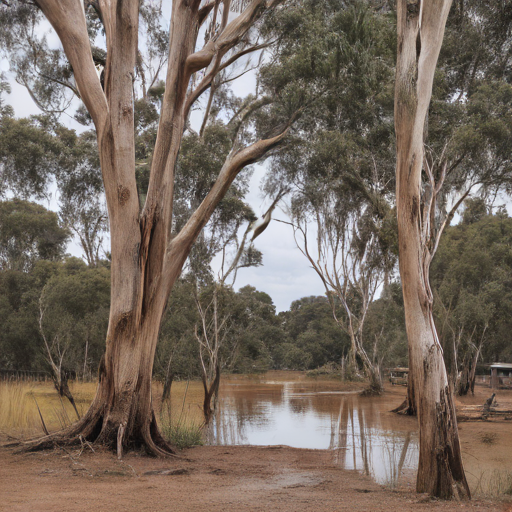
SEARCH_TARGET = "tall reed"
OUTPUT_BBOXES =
[0,380,94,437]
[158,380,204,449]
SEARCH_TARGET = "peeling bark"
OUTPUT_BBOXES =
[22,0,291,455]
[395,0,470,499]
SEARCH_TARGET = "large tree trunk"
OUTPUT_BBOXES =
[25,0,291,456]
[395,0,470,499]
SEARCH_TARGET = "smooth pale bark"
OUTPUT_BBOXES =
[395,0,470,498]
[285,215,384,394]
[27,0,289,456]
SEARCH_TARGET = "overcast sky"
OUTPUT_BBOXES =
[0,43,328,312]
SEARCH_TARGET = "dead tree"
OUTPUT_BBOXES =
[39,288,80,420]
[282,201,388,394]
[194,285,234,423]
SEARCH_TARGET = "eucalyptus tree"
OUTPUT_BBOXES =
[263,1,397,392]
[394,0,470,499]
[1,0,300,455]
[389,0,512,421]
[394,0,512,497]
[0,90,107,267]
[0,115,63,199]
[283,187,395,393]
[0,199,69,272]
[56,128,107,268]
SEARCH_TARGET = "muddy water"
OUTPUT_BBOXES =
[208,371,419,487]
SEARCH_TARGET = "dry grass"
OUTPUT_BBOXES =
[470,469,512,497]
[158,380,205,449]
[0,379,205,445]
[0,380,94,437]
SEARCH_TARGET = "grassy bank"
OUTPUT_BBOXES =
[0,379,205,448]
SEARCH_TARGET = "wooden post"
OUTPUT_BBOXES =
[490,367,499,389]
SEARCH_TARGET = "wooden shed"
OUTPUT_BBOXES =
[490,363,512,389]
[388,367,408,386]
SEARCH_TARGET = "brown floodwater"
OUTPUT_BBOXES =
[207,371,419,487]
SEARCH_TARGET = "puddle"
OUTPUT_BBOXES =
[207,372,418,487]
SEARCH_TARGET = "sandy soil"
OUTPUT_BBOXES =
[1,382,511,511]
[1,442,511,512]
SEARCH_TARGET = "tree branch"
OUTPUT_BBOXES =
[34,0,107,131]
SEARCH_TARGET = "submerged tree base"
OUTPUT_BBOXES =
[391,398,417,416]
[360,384,383,397]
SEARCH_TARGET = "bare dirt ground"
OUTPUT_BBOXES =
[1,442,511,512]
[1,382,511,512]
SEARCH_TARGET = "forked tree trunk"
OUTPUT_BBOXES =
[395,0,470,499]
[355,334,383,396]
[202,363,221,424]
[25,0,289,456]
[349,327,383,395]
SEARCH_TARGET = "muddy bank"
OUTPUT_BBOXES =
[0,443,509,512]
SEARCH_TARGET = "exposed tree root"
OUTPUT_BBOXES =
[391,398,417,416]
[13,408,181,459]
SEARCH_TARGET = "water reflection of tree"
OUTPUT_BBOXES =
[330,395,417,486]
[288,397,312,414]
[208,378,418,487]
[208,384,284,445]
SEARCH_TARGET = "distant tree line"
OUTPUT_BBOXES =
[3,196,511,386]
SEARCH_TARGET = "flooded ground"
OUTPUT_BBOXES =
[1,371,511,496]
[207,371,512,494]
[208,372,418,487]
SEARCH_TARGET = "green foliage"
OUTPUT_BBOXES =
[0,269,41,370]
[431,209,512,368]
[155,278,201,381]
[261,4,397,380]
[0,105,106,268]
[276,296,349,370]
[0,199,69,272]
[0,72,13,118]
[462,197,488,225]
[0,193,107,376]
[0,258,110,374]
[0,117,64,199]
[39,258,110,377]
[154,281,286,380]
[425,1,512,202]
